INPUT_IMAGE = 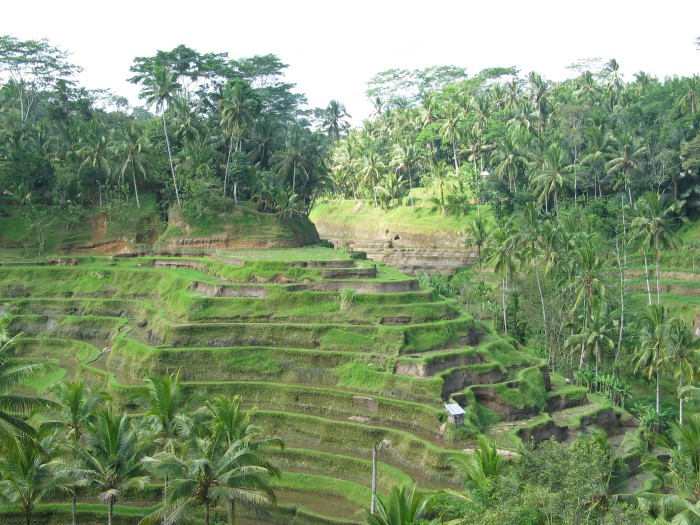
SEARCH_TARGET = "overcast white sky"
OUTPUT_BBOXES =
[2,1,699,125]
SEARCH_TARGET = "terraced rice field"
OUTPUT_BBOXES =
[0,249,634,524]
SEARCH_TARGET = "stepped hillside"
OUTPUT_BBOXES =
[310,200,477,275]
[0,248,636,524]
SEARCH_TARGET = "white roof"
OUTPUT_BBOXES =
[444,403,465,416]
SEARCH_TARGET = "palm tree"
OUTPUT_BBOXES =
[527,71,550,133]
[426,161,456,215]
[530,142,574,216]
[486,221,518,335]
[665,317,699,425]
[357,151,387,208]
[322,100,351,141]
[438,102,462,176]
[466,215,490,283]
[581,124,614,198]
[0,435,59,525]
[0,314,55,447]
[630,192,682,306]
[41,381,110,525]
[390,141,419,212]
[633,304,671,415]
[220,80,259,200]
[606,131,646,205]
[366,483,429,525]
[449,436,504,497]
[131,372,202,524]
[677,76,699,115]
[516,204,549,347]
[76,120,111,205]
[204,395,284,524]
[78,408,150,525]
[492,133,529,192]
[565,296,616,374]
[112,123,150,209]
[142,436,279,525]
[141,67,182,207]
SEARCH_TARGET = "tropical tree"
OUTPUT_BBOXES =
[449,436,504,498]
[633,304,671,414]
[630,192,682,306]
[390,140,419,212]
[131,372,202,524]
[141,67,182,207]
[0,314,55,447]
[219,80,259,200]
[76,120,111,204]
[426,160,456,215]
[366,483,429,525]
[606,131,646,205]
[41,380,109,525]
[357,150,386,208]
[0,435,59,525]
[112,123,150,209]
[142,435,279,525]
[530,142,573,216]
[486,221,518,335]
[204,395,284,524]
[77,408,150,525]
[438,102,463,176]
[665,317,699,424]
[565,296,616,374]
[322,100,351,141]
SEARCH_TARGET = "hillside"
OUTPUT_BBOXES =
[0,241,637,524]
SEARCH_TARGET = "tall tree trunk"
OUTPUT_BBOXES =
[223,139,233,198]
[131,161,141,209]
[656,369,661,415]
[502,270,508,335]
[162,114,181,208]
[655,240,661,306]
[679,374,684,425]
[643,252,652,306]
[534,262,549,364]
[408,168,414,213]
[205,501,210,525]
[108,495,114,525]
[228,496,236,525]
[371,443,377,514]
[72,486,77,525]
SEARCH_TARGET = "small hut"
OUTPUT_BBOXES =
[444,403,466,426]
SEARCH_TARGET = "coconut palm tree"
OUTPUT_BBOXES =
[630,192,682,306]
[357,151,387,208]
[449,436,504,497]
[131,372,202,524]
[322,100,351,142]
[141,67,182,207]
[665,317,699,424]
[220,80,259,200]
[366,483,429,525]
[438,102,463,177]
[390,141,419,212]
[606,131,646,206]
[142,435,279,525]
[204,395,284,524]
[633,304,671,414]
[40,381,110,525]
[0,314,55,447]
[530,142,574,216]
[112,123,150,209]
[77,408,150,525]
[0,434,59,525]
[486,221,519,335]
